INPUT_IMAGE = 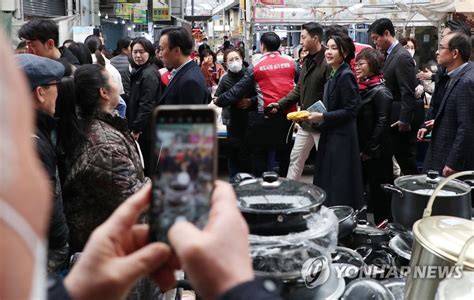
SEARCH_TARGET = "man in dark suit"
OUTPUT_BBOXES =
[158,27,209,105]
[418,32,474,176]
[416,20,471,132]
[369,18,418,175]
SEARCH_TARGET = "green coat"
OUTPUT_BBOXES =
[278,46,331,131]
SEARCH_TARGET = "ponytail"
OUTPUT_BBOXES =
[95,49,106,67]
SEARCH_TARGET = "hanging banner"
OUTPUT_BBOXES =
[132,0,147,24]
[152,0,171,21]
[115,2,133,19]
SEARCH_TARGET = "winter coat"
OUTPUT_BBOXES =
[314,63,364,209]
[357,83,393,159]
[62,112,148,252]
[215,67,256,138]
[278,46,331,132]
[127,62,162,134]
[110,54,131,99]
[34,111,69,270]
[282,47,329,110]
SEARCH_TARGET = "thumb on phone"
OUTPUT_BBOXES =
[168,220,204,255]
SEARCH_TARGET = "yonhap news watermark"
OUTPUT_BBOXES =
[301,256,464,288]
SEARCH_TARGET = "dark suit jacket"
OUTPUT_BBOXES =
[159,60,209,105]
[424,62,474,172]
[383,43,417,124]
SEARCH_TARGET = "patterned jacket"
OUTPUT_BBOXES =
[62,112,148,253]
[424,62,474,173]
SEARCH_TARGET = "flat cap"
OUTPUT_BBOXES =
[16,54,65,89]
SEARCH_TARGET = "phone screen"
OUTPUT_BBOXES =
[150,107,216,243]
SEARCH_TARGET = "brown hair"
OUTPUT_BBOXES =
[399,37,417,50]
[355,47,385,75]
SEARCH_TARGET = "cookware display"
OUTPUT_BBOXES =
[331,246,365,283]
[339,219,391,249]
[382,171,471,229]
[234,172,326,235]
[342,278,395,300]
[405,171,474,300]
[435,270,474,300]
[381,278,406,300]
[232,170,474,300]
[328,205,366,239]
[235,171,339,300]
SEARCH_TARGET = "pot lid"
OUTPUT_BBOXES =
[389,233,413,260]
[413,216,474,270]
[343,278,395,300]
[394,172,471,196]
[235,172,326,214]
[435,271,474,300]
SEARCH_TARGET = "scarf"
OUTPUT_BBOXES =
[358,74,385,91]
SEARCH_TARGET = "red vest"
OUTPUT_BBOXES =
[253,52,297,113]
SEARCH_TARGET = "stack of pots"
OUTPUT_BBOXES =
[234,172,342,300]
[404,171,474,300]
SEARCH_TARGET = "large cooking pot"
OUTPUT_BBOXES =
[404,171,474,300]
[382,171,471,229]
[234,172,326,235]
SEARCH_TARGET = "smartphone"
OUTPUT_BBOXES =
[149,105,217,243]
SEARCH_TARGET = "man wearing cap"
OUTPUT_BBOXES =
[17,54,70,274]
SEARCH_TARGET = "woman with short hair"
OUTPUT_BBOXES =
[214,48,256,179]
[355,47,394,222]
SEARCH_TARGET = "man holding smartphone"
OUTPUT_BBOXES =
[158,27,210,105]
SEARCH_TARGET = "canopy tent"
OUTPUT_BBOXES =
[251,0,459,27]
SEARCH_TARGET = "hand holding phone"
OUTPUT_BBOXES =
[149,106,217,243]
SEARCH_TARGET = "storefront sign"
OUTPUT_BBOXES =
[152,0,171,21]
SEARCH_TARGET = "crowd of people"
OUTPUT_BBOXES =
[1,15,473,300]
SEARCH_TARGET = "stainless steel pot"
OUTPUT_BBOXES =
[382,171,472,229]
[404,171,474,300]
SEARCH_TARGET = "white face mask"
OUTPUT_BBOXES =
[228,60,243,73]
[216,55,224,63]
[408,49,415,58]
[0,199,47,300]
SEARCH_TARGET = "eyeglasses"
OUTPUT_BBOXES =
[438,44,451,51]
[354,62,368,68]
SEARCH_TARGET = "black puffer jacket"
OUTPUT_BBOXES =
[215,67,256,138]
[357,83,393,158]
[127,63,162,134]
[34,111,69,269]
